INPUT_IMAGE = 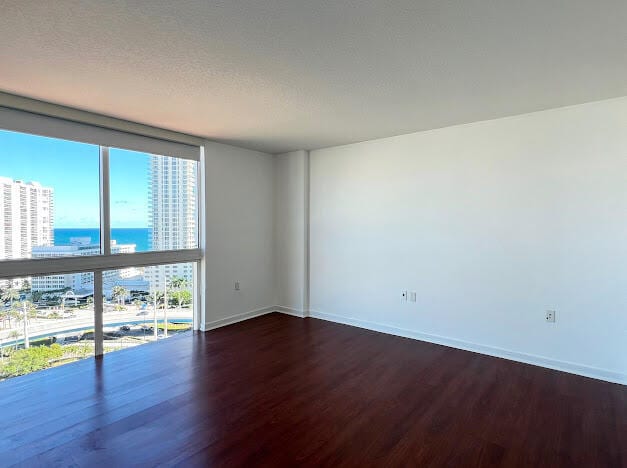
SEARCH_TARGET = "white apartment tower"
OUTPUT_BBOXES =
[0,176,54,260]
[0,177,54,289]
[147,156,196,289]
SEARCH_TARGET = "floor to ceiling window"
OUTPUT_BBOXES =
[0,108,202,381]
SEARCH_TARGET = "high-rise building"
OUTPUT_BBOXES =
[0,177,54,289]
[0,177,54,260]
[146,156,196,290]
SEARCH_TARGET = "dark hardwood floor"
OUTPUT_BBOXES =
[0,313,624,467]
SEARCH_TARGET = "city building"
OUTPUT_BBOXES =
[0,176,53,288]
[0,176,54,260]
[146,156,196,290]
[31,238,148,295]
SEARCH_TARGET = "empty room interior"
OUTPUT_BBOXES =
[0,1,625,466]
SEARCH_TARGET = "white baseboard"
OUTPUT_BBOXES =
[200,306,276,331]
[308,310,626,386]
[198,306,625,385]
[274,306,308,318]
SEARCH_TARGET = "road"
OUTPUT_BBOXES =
[0,305,193,343]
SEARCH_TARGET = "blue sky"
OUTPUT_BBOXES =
[0,129,149,228]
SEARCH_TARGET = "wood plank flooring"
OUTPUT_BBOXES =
[0,312,624,467]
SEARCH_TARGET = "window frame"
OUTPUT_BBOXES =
[0,107,204,356]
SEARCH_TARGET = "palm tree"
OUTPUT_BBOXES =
[162,278,181,337]
[168,277,188,290]
[111,286,129,306]
[147,290,163,340]
[1,289,20,329]
[146,290,163,305]
[14,301,36,348]
[1,288,20,308]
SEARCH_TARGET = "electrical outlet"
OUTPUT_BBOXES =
[401,291,408,302]
[410,292,417,302]
[235,281,240,291]
[545,310,556,323]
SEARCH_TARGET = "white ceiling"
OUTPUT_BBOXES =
[1,1,626,154]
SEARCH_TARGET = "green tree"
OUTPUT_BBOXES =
[170,290,192,308]
[30,290,44,303]
[168,276,188,290]
[168,277,190,310]
[1,288,20,307]
[19,280,31,293]
[111,286,129,306]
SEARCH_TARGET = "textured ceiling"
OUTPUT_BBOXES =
[1,1,626,154]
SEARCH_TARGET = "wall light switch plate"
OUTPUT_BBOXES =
[545,310,556,323]
[410,292,417,302]
[401,291,408,302]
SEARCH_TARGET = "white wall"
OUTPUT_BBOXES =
[202,141,275,329]
[309,97,627,383]
[274,150,309,316]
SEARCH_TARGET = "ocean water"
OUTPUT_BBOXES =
[54,228,151,252]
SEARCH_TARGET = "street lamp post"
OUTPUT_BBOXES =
[22,302,30,349]
[152,288,158,340]
[162,270,168,338]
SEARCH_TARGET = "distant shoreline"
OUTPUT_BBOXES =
[53,227,151,252]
